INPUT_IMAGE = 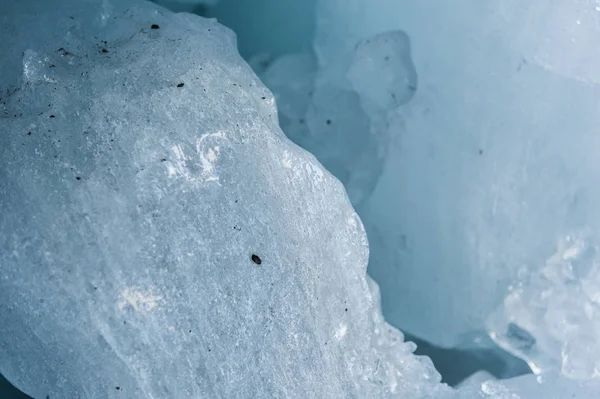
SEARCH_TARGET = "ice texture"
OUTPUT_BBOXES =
[487,232,600,379]
[311,0,600,351]
[0,0,449,398]
[262,30,417,206]
[261,0,600,393]
[347,31,417,113]
[4,0,600,397]
[455,373,600,399]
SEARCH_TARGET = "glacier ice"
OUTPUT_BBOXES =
[3,0,600,397]
[455,372,600,399]
[260,0,600,395]
[205,0,316,61]
[0,0,449,398]
[309,0,600,350]
[262,30,417,206]
[487,232,600,379]
[347,31,417,113]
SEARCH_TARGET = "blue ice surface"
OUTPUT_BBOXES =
[0,0,448,398]
[262,0,600,395]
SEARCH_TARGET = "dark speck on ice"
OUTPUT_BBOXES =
[251,254,262,265]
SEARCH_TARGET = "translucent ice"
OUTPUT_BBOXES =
[313,0,600,350]
[262,0,600,395]
[4,0,600,397]
[488,232,600,379]
[151,1,218,14]
[347,31,417,112]
[455,373,600,399]
[0,0,448,398]
[262,30,417,206]
[206,0,316,61]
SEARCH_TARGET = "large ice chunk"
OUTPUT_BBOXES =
[0,0,448,398]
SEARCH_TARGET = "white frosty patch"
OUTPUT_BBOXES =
[119,287,163,312]
[197,131,226,184]
[281,150,293,169]
[304,162,324,185]
[165,131,227,185]
[481,380,520,399]
[334,323,348,341]
[167,144,186,178]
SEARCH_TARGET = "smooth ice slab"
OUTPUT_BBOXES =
[314,0,600,348]
[0,0,448,398]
